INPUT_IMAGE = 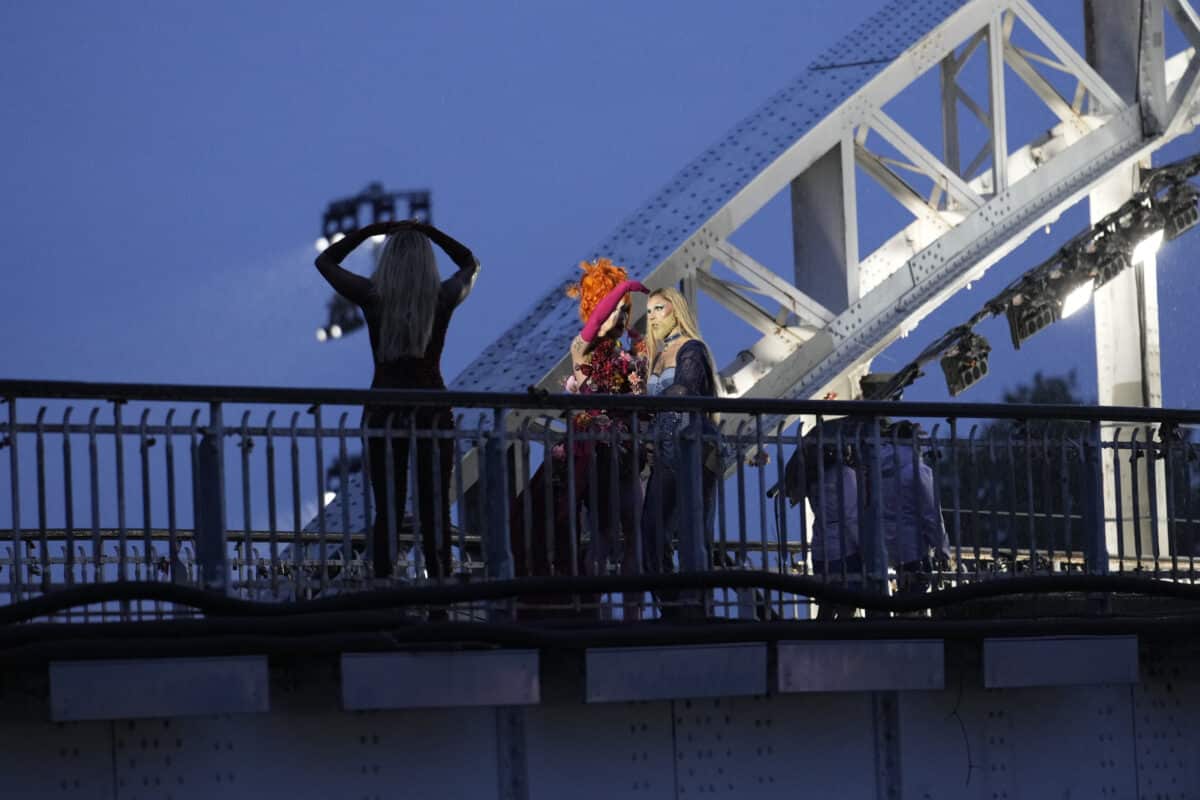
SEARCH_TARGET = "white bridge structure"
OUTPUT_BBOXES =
[8,2,1200,799]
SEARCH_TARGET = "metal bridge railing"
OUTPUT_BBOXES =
[3,379,1200,623]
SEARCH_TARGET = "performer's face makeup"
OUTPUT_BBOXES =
[648,295,677,339]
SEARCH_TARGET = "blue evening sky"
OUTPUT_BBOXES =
[3,0,1200,408]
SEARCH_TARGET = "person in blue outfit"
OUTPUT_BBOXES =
[641,286,721,618]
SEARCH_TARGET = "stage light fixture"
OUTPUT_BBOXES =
[1005,291,1057,349]
[315,328,328,342]
[940,332,991,396]
[1163,184,1200,240]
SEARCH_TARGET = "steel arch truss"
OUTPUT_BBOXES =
[454,0,1200,406]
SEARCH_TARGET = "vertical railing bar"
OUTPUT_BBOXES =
[312,405,328,591]
[336,413,353,587]
[520,420,534,582]
[430,410,446,583]
[1147,424,1163,580]
[453,415,467,576]
[928,423,944,586]
[1187,439,1198,583]
[734,422,748,569]
[566,419,579,585]
[1004,428,1019,576]
[586,432,602,581]
[138,409,154,618]
[986,432,1001,577]
[631,416,645,620]
[868,419,886,603]
[1059,431,1071,567]
[264,411,279,595]
[62,407,76,589]
[380,411,397,582]
[289,412,303,596]
[710,420,725,619]
[1163,425,1179,580]
[87,408,102,617]
[792,423,808,581]
[815,417,829,584]
[607,424,621,592]
[754,414,772,615]
[1130,431,1144,572]
[1023,424,1036,573]
[5,397,22,601]
[358,415,373,577]
[967,426,981,579]
[237,411,253,596]
[113,400,128,592]
[408,414,424,580]
[35,407,49,595]
[542,421,555,579]
[948,418,963,580]
[773,422,789,584]
[163,410,179,598]
[1037,428,1051,570]
[1113,428,1127,573]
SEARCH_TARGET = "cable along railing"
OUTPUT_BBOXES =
[2,379,1199,623]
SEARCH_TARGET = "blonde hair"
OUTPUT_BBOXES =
[372,230,440,361]
[645,287,722,397]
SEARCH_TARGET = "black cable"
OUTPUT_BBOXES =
[5,613,1200,664]
[6,572,1200,627]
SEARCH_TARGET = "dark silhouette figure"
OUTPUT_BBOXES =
[316,220,479,579]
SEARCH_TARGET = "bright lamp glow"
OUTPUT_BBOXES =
[369,233,386,245]
[1060,283,1094,318]
[315,327,328,342]
[1131,229,1164,265]
[330,232,345,244]
[329,324,343,339]
[323,491,337,507]
[315,236,330,253]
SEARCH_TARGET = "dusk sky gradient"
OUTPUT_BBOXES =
[4,0,1200,408]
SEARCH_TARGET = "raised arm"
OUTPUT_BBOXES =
[415,222,480,308]
[580,280,649,343]
[313,221,395,305]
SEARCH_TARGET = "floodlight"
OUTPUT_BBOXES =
[329,324,343,339]
[316,328,328,342]
[940,332,990,396]
[1059,282,1094,318]
[1131,228,1164,265]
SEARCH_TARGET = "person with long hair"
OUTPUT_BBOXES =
[315,220,479,580]
[510,260,648,609]
[641,286,721,617]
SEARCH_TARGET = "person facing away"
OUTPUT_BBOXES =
[641,286,721,617]
[873,421,951,595]
[782,417,863,620]
[315,219,479,580]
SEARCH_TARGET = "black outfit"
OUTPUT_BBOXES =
[642,339,720,617]
[316,222,478,579]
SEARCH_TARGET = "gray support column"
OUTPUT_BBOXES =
[790,136,859,315]
[1086,0,1170,567]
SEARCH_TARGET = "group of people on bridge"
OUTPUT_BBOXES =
[315,220,950,619]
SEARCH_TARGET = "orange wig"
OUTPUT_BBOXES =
[566,258,629,322]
